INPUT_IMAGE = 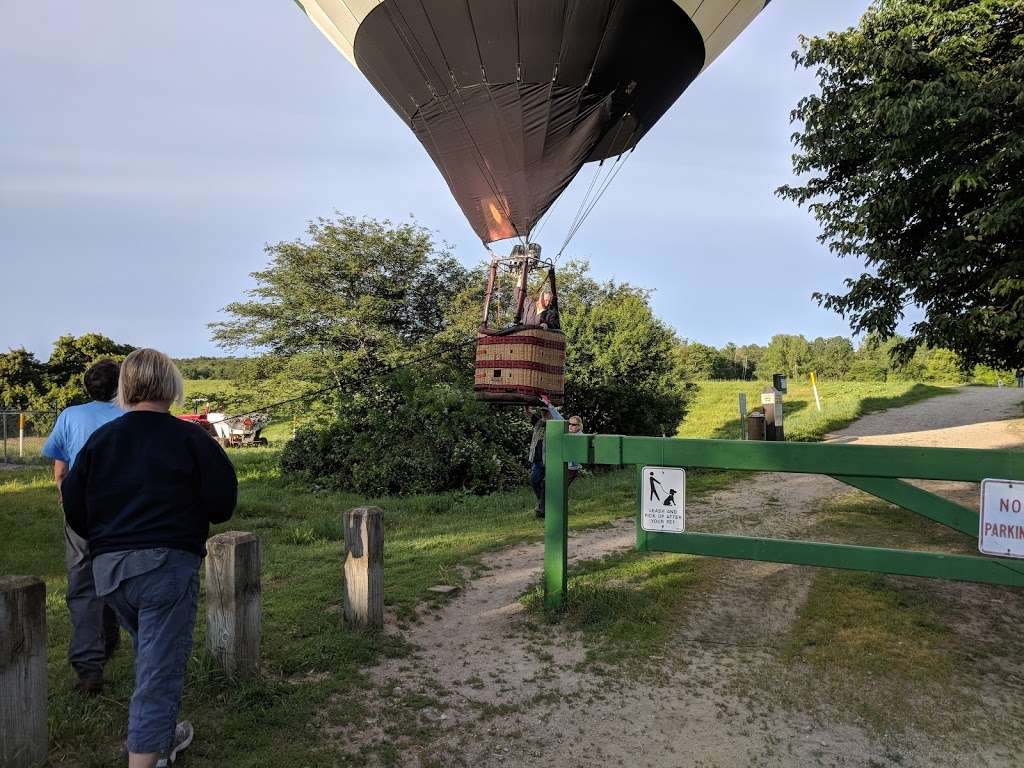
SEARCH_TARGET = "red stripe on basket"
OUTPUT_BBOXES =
[476,335,565,351]
[475,360,564,375]
[474,384,564,396]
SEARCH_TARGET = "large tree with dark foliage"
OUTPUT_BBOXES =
[778,0,1024,369]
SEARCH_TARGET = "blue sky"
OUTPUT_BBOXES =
[1,1,876,359]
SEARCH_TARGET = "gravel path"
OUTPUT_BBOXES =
[326,387,1024,767]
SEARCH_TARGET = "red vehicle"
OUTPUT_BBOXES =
[177,406,218,439]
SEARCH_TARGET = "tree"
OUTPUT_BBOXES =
[760,335,812,379]
[778,0,1024,370]
[47,333,135,388]
[808,336,855,379]
[674,341,721,380]
[222,216,690,492]
[735,343,765,380]
[211,214,470,391]
[0,348,48,409]
[920,347,968,382]
[562,274,688,436]
[43,333,135,409]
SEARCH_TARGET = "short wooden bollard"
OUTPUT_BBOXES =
[1,576,47,768]
[343,506,384,629]
[206,532,261,678]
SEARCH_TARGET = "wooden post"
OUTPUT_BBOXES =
[1,576,47,768]
[343,507,384,629]
[206,532,261,678]
[762,386,785,442]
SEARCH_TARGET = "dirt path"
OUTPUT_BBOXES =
[326,387,1024,767]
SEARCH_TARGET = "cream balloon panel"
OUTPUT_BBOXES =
[688,0,768,68]
[295,0,766,73]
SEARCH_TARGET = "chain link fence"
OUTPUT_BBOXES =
[1,410,57,465]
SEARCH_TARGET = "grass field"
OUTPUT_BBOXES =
[677,379,955,441]
[0,379,981,764]
[0,451,738,767]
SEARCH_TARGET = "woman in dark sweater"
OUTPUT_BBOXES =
[63,348,237,768]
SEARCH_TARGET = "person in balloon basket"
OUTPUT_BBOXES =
[62,348,237,768]
[523,288,560,329]
[42,358,124,695]
[529,395,584,519]
[515,266,560,330]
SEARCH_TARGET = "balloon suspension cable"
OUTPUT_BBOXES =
[217,337,479,424]
[556,145,635,259]
[555,96,638,259]
[558,147,635,257]
[557,159,606,258]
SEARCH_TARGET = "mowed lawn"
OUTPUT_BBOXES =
[0,380,964,765]
[1,453,681,767]
[677,379,955,441]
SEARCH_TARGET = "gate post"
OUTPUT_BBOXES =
[544,420,569,610]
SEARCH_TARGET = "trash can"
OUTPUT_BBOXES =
[747,410,766,441]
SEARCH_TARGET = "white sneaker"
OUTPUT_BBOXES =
[156,721,193,766]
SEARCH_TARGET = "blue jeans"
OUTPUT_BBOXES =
[97,549,200,754]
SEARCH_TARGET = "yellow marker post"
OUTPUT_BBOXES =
[18,412,26,458]
[810,372,822,412]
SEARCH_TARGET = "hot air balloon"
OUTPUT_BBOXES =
[292,0,771,402]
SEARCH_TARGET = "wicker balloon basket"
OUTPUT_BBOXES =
[474,326,565,405]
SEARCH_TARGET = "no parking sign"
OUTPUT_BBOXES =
[979,479,1024,559]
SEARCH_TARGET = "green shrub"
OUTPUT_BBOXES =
[281,373,529,495]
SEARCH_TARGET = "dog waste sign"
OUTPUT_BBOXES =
[979,479,1024,559]
[641,466,685,533]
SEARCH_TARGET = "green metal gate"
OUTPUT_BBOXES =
[542,421,1024,609]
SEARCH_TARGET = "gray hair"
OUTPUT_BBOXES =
[117,348,184,409]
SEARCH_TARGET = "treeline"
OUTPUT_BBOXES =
[0,334,135,425]
[675,333,1013,383]
[173,356,251,380]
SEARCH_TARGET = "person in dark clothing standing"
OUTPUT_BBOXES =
[528,409,548,518]
[42,358,124,694]
[62,348,237,768]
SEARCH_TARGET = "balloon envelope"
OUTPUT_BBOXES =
[295,0,771,243]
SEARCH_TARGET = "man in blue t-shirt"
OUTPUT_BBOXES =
[42,359,124,694]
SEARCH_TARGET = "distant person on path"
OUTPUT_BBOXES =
[41,358,124,694]
[1016,369,1023,389]
[540,394,583,483]
[649,472,665,502]
[528,409,548,518]
[532,397,585,518]
[62,349,238,768]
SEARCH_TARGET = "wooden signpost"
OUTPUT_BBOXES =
[761,387,785,442]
